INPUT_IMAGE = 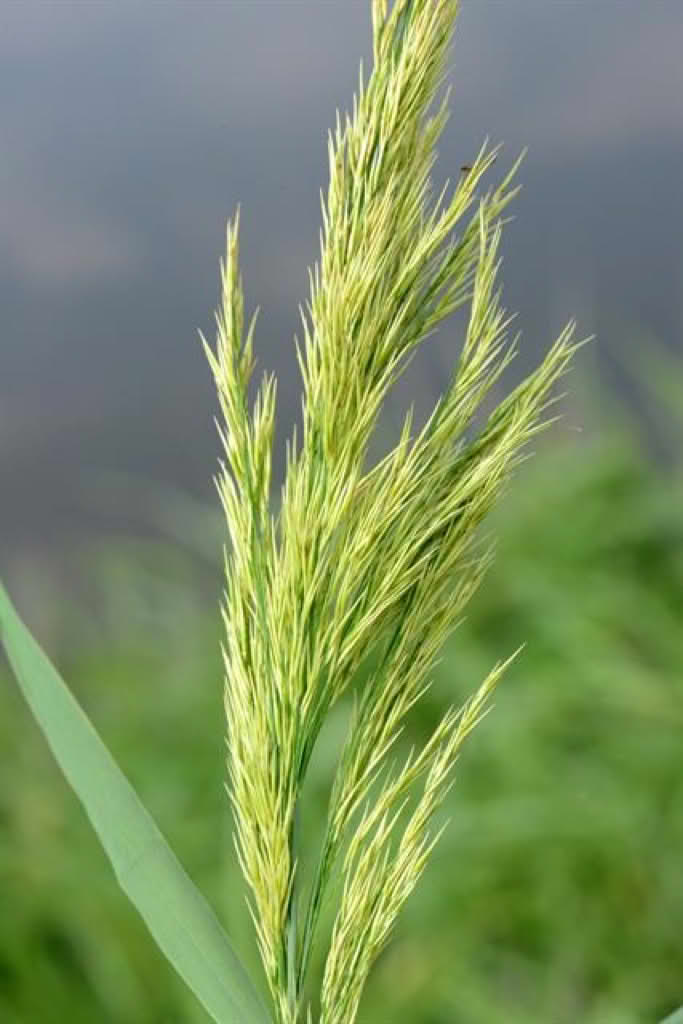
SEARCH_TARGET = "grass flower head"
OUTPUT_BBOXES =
[203,1,582,1021]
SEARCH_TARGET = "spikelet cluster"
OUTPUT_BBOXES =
[203,1,582,1022]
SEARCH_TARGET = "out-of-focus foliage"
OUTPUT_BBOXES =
[1,400,682,1023]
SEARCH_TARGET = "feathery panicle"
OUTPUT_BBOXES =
[320,655,512,1024]
[205,1,584,1021]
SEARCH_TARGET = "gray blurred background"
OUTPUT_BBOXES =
[2,0,682,583]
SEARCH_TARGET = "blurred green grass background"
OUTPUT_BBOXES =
[1,353,682,1024]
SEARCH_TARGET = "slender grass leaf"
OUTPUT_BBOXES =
[0,582,269,1024]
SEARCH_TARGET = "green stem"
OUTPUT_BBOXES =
[285,785,301,1021]
[297,830,334,995]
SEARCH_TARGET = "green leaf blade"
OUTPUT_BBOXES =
[0,583,269,1024]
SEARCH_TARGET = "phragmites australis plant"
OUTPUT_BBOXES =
[10,1,661,1024]
[202,1,580,1022]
